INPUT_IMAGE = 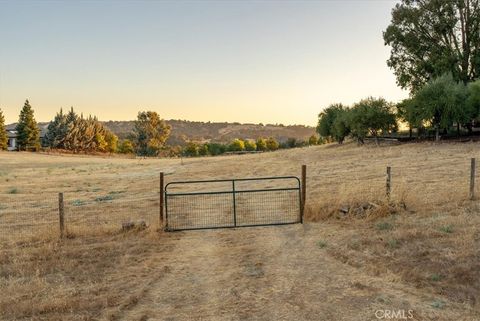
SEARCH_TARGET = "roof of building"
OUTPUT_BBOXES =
[6,130,17,138]
[4,124,48,138]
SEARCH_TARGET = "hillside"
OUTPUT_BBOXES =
[103,120,316,145]
[7,120,316,146]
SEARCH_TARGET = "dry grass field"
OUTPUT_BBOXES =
[1,142,479,320]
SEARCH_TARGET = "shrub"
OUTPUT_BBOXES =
[256,138,267,151]
[229,139,245,152]
[183,142,199,157]
[308,135,318,145]
[286,138,297,148]
[266,137,279,151]
[198,144,209,156]
[244,140,257,151]
[118,139,134,154]
[207,143,227,156]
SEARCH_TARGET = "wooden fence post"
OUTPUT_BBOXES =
[301,165,306,223]
[58,192,65,238]
[386,166,391,199]
[470,158,476,200]
[160,172,165,228]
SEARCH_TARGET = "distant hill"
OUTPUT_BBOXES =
[103,120,316,145]
[7,120,316,146]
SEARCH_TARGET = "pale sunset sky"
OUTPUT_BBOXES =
[0,0,407,126]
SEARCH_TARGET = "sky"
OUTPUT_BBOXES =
[0,0,407,126]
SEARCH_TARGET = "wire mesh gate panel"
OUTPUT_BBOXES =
[165,176,301,231]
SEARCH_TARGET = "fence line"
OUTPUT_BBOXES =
[0,160,478,243]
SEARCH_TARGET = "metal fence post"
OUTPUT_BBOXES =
[58,192,65,238]
[160,172,165,228]
[386,166,391,199]
[301,165,306,223]
[232,180,237,227]
[470,158,476,200]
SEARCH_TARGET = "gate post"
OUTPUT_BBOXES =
[232,180,237,227]
[301,165,306,223]
[386,166,391,199]
[58,192,65,238]
[160,172,164,229]
[470,158,476,200]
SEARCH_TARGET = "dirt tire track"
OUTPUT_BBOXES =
[113,225,476,321]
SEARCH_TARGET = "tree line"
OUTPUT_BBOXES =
[317,75,480,144]
[1,100,320,155]
[318,0,480,144]
[181,135,320,157]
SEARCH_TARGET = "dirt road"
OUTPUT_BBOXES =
[104,223,475,321]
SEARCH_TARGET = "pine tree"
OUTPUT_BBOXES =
[16,100,40,151]
[43,108,67,148]
[0,108,7,150]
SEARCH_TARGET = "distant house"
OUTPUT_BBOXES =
[4,124,48,151]
[6,129,18,151]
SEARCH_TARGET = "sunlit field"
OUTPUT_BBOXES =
[1,142,479,320]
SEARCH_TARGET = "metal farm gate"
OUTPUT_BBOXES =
[164,176,303,231]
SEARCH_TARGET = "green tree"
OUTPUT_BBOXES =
[413,74,469,141]
[118,139,134,154]
[266,137,279,151]
[244,140,257,151]
[349,97,397,144]
[183,141,199,156]
[331,110,351,144]
[0,108,7,150]
[467,79,480,125]
[104,131,118,153]
[256,138,267,151]
[383,0,480,92]
[396,98,421,138]
[43,108,67,148]
[317,104,350,143]
[132,111,171,156]
[207,143,227,156]
[16,100,40,151]
[198,143,209,156]
[229,139,245,152]
[286,138,296,148]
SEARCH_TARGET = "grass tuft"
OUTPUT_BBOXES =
[7,187,18,194]
[439,225,454,234]
[317,240,327,249]
[376,222,393,231]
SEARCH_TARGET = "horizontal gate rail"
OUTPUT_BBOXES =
[166,187,300,197]
[165,175,301,231]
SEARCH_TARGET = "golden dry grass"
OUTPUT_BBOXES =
[0,141,479,320]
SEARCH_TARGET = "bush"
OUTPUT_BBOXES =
[256,138,267,151]
[229,139,245,152]
[266,137,279,151]
[308,135,318,145]
[183,142,199,156]
[244,140,257,151]
[286,138,296,148]
[207,143,227,156]
[118,139,134,154]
